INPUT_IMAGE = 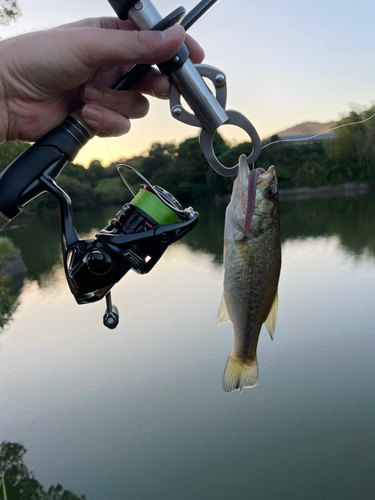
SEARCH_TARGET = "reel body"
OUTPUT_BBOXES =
[56,166,199,327]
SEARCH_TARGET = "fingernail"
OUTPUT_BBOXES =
[161,80,171,98]
[84,86,102,102]
[83,105,101,122]
[161,25,184,39]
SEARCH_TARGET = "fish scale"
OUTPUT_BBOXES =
[218,155,281,393]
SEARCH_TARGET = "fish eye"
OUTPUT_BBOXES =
[265,187,276,198]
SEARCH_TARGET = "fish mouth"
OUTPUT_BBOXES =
[243,166,276,234]
[256,166,276,188]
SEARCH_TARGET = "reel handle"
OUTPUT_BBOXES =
[103,292,119,329]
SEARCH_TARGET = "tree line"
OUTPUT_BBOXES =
[0,105,374,211]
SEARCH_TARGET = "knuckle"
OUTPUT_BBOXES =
[134,30,160,61]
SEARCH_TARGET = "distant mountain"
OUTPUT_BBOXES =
[275,121,336,138]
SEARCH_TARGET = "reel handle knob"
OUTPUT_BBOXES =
[103,292,119,329]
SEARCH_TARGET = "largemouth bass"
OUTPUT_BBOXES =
[218,155,281,393]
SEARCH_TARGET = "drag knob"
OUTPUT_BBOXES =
[87,250,113,275]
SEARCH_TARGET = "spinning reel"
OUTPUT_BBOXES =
[53,164,198,328]
[0,0,261,328]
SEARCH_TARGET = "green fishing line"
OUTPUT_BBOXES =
[131,189,180,225]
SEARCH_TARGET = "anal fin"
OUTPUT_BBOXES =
[217,294,231,325]
[264,292,278,340]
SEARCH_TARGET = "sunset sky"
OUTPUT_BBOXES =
[2,0,374,166]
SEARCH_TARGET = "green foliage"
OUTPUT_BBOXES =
[0,142,29,173]
[94,177,126,205]
[1,106,374,214]
[0,274,17,328]
[0,237,19,258]
[58,176,98,210]
[324,106,375,182]
[0,237,20,328]
[0,0,21,26]
[0,441,86,499]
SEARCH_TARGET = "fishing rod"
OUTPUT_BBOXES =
[0,0,262,328]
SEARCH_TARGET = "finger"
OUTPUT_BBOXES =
[81,105,131,136]
[131,35,205,99]
[132,69,171,99]
[53,17,134,31]
[149,74,171,99]
[56,19,204,65]
[70,24,186,70]
[81,84,150,118]
[185,34,205,64]
[60,19,204,63]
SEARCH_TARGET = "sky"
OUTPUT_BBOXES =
[1,0,375,166]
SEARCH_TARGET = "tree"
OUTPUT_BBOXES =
[325,105,375,182]
[0,141,29,173]
[0,441,86,499]
[0,0,21,26]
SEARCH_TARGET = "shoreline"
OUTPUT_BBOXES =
[278,182,372,200]
[215,182,372,203]
[11,183,375,215]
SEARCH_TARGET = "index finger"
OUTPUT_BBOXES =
[131,33,205,97]
[53,17,134,31]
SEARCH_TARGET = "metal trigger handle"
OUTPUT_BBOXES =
[199,110,262,177]
[169,64,262,176]
[169,64,227,127]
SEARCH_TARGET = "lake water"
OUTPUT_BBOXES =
[1,193,375,499]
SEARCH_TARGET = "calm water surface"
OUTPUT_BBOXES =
[0,194,375,499]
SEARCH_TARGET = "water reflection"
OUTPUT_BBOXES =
[0,275,20,329]
[0,191,373,333]
[0,441,86,499]
[182,200,225,263]
[4,192,375,287]
[186,194,375,264]
[1,194,375,500]
[280,193,375,256]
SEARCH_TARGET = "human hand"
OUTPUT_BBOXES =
[0,17,204,143]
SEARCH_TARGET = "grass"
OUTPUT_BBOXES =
[1,473,7,500]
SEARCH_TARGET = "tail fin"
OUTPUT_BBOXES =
[222,352,258,393]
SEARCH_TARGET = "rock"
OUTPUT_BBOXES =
[2,253,27,277]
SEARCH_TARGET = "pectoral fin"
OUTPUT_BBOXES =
[264,292,278,340]
[217,294,231,325]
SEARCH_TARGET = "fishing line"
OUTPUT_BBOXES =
[105,137,116,163]
[262,113,375,150]
[186,0,228,29]
[106,139,180,223]
[104,138,136,196]
[131,188,181,224]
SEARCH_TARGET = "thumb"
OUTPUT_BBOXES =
[68,24,186,70]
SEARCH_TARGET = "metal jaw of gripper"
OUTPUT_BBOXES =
[109,0,262,177]
[169,64,262,176]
